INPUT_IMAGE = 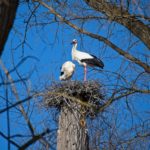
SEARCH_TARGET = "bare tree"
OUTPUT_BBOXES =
[0,0,150,149]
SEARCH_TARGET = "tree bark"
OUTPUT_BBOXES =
[85,0,150,50]
[0,0,19,56]
[57,105,89,150]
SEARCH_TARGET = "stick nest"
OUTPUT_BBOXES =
[44,81,105,117]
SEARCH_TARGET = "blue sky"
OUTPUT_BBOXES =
[0,1,150,149]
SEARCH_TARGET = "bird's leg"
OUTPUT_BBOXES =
[84,66,87,81]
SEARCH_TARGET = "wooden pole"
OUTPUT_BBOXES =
[57,105,89,150]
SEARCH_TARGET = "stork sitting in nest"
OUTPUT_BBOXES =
[59,61,75,81]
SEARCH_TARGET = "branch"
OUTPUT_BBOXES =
[8,56,39,74]
[21,3,40,56]
[98,86,150,112]
[0,59,35,136]
[0,131,20,148]
[19,129,50,150]
[119,132,150,146]
[36,0,150,73]
[46,91,95,108]
[0,95,33,114]
[98,90,136,112]
[135,132,150,138]
[0,77,28,86]
[84,0,150,50]
[46,85,150,113]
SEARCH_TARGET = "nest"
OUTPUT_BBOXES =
[44,81,105,117]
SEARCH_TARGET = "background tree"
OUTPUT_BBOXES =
[0,0,19,56]
[0,0,150,149]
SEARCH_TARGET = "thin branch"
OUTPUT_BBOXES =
[98,90,136,112]
[0,59,35,136]
[8,56,39,74]
[21,3,40,56]
[84,0,150,49]
[46,91,95,108]
[19,128,50,150]
[118,132,150,145]
[36,0,150,73]
[0,95,33,114]
[5,78,10,150]
[0,131,20,148]
[0,77,28,86]
[46,86,150,113]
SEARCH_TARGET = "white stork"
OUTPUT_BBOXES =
[71,39,104,81]
[59,61,75,81]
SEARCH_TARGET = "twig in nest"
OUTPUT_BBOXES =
[43,81,105,117]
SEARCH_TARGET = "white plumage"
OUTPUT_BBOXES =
[59,61,75,81]
[71,39,104,81]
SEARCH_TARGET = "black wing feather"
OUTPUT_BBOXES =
[81,54,104,68]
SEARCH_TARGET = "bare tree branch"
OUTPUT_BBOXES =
[36,0,150,73]
[99,86,150,112]
[0,59,35,136]
[84,0,150,50]
[19,129,50,150]
[0,95,33,114]
[0,131,20,148]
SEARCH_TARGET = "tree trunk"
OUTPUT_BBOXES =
[57,105,89,150]
[0,0,19,56]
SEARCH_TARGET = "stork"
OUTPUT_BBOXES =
[71,39,104,81]
[59,61,75,81]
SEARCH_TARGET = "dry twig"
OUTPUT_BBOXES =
[44,81,105,117]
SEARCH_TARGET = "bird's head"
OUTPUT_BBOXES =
[71,39,77,45]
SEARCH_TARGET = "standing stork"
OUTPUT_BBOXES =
[71,39,104,81]
[59,61,75,81]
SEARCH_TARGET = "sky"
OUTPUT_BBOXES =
[0,1,150,149]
